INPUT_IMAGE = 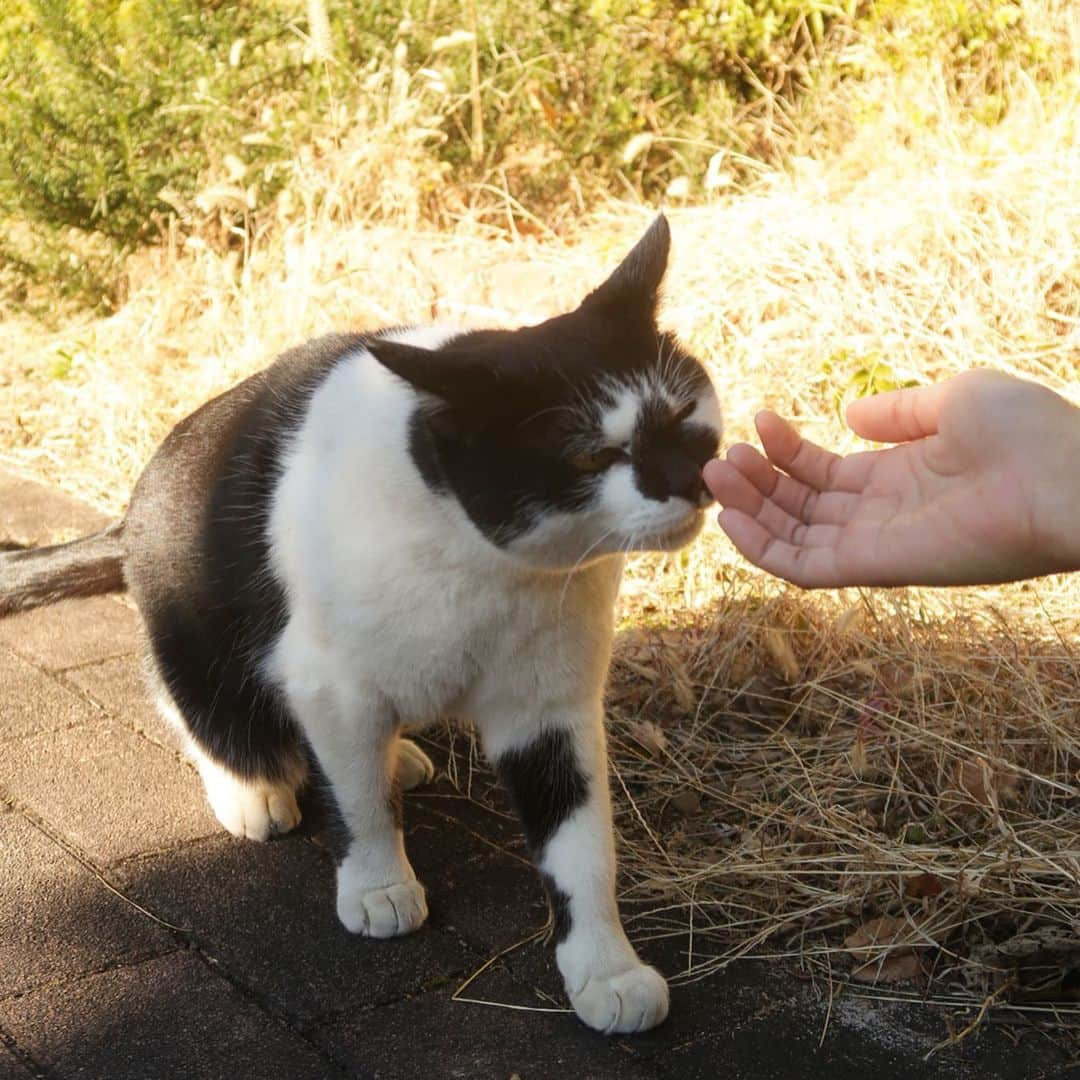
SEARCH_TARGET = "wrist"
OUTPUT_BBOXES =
[1031,393,1080,574]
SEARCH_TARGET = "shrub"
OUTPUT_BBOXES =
[0,0,329,307]
[0,0,1062,310]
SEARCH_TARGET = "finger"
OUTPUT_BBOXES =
[703,457,797,534]
[715,458,842,543]
[724,442,788,494]
[846,382,949,443]
[716,509,848,589]
[725,443,862,525]
[710,463,848,548]
[703,457,755,513]
[755,412,865,494]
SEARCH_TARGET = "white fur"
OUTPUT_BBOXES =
[258,326,718,1031]
[396,738,436,790]
[190,742,303,842]
[600,386,639,445]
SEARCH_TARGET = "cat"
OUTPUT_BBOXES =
[0,215,722,1034]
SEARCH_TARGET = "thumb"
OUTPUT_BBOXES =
[846,382,949,444]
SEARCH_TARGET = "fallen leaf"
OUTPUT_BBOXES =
[905,873,945,899]
[957,758,1021,808]
[878,661,915,696]
[843,915,908,957]
[670,790,702,816]
[958,758,992,805]
[851,953,922,984]
[628,720,667,758]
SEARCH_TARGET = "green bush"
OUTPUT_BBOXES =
[0,0,1059,311]
[0,0,330,307]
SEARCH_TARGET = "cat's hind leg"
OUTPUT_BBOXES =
[188,740,305,841]
[151,682,307,842]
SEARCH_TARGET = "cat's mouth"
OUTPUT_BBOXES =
[654,509,705,549]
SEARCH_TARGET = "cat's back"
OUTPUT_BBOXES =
[124,331,373,618]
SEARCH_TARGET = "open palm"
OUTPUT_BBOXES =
[704,370,1080,588]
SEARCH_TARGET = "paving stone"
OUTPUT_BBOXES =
[0,951,339,1080]
[0,814,172,998]
[62,655,170,742]
[113,833,479,1025]
[0,596,139,672]
[482,929,1070,1080]
[0,646,103,739]
[0,722,218,864]
[650,978,1070,1080]
[0,473,109,548]
[405,798,547,955]
[312,977,663,1080]
[0,1042,35,1080]
[620,939,1069,1080]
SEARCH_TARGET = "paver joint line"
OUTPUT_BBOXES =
[11,804,193,935]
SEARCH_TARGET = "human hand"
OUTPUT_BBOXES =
[703,370,1080,588]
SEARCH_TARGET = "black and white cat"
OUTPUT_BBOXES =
[1,216,721,1034]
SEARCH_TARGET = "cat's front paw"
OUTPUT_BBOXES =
[569,964,669,1035]
[337,880,428,938]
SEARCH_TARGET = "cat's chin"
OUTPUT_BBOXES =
[648,509,706,551]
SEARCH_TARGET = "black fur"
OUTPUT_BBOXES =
[495,727,589,855]
[123,332,368,781]
[370,217,715,547]
[498,729,588,948]
[541,872,574,944]
[631,395,715,504]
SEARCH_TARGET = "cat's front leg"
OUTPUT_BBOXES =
[286,672,427,939]
[479,706,669,1035]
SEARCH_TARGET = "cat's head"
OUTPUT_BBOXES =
[368,215,722,570]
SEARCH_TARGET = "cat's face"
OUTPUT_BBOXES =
[370,216,722,570]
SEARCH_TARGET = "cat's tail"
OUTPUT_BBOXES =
[0,521,126,616]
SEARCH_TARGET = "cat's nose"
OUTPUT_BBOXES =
[666,456,706,504]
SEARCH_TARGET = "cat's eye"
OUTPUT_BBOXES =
[569,446,629,473]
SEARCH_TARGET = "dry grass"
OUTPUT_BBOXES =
[1,16,1078,1049]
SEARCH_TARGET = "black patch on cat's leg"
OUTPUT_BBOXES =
[495,728,588,944]
[541,872,573,945]
[495,727,588,853]
[303,751,352,862]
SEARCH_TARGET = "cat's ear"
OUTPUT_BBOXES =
[366,339,522,416]
[579,213,670,317]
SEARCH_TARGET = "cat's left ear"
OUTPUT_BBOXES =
[367,339,523,417]
[579,213,670,318]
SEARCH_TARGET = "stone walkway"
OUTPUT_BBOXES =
[0,472,1070,1079]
